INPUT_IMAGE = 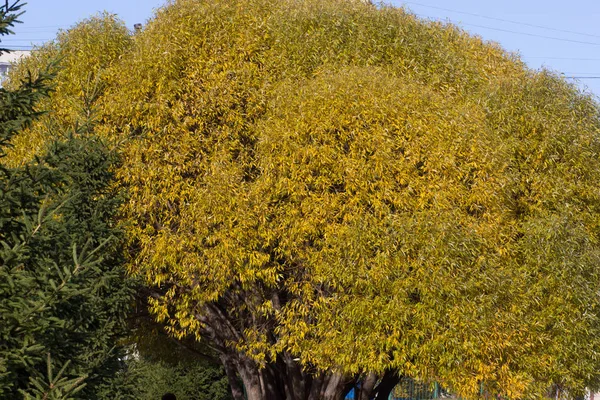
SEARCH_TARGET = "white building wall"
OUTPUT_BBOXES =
[0,50,30,83]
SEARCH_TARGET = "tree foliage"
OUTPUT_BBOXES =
[0,129,135,398]
[6,0,600,398]
[0,3,134,398]
[4,11,132,166]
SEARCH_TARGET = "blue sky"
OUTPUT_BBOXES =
[6,0,600,98]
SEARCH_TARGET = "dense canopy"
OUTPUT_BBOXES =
[6,0,600,398]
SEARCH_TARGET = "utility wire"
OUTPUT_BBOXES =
[563,71,600,74]
[459,22,600,46]
[403,1,600,39]
[15,30,61,32]
[560,73,600,78]
[415,13,600,46]
[2,39,51,41]
[405,9,600,83]
[524,57,600,61]
[13,25,65,29]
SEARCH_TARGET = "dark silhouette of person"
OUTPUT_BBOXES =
[162,393,176,400]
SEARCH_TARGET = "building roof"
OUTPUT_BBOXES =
[0,50,30,65]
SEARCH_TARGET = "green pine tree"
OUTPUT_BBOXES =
[0,1,134,398]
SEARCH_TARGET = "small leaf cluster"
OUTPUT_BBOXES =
[20,355,87,400]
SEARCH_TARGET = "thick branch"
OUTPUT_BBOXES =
[372,370,401,400]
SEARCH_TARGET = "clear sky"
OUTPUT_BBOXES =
[5,0,600,98]
[6,0,165,46]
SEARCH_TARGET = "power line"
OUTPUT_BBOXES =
[415,13,600,47]
[14,25,65,29]
[462,23,600,46]
[1,39,51,41]
[13,27,63,30]
[11,30,61,33]
[560,72,600,78]
[403,1,600,39]
[524,57,600,61]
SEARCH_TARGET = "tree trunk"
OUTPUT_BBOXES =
[236,356,264,400]
[321,372,347,400]
[260,363,286,400]
[199,296,398,400]
[220,355,245,400]
[221,350,400,400]
[358,372,378,400]
[307,372,326,400]
[279,353,307,400]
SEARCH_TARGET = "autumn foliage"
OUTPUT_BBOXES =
[6,0,600,398]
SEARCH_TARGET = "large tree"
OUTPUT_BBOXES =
[6,0,600,399]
